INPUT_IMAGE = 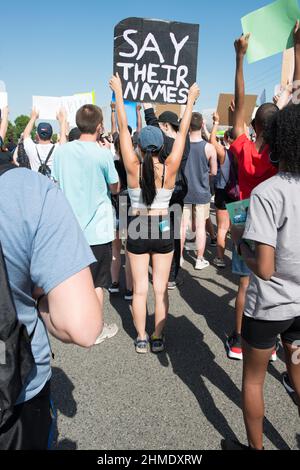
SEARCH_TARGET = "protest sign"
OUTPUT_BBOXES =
[76,90,96,105]
[111,92,138,130]
[281,48,295,86]
[155,103,182,118]
[32,92,94,124]
[114,17,199,104]
[241,0,300,64]
[216,93,257,126]
[0,92,8,110]
[32,96,60,120]
[62,93,95,127]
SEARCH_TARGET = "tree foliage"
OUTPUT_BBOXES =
[4,115,36,145]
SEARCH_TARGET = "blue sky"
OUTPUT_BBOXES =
[0,0,293,123]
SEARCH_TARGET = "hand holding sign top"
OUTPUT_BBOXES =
[31,108,40,121]
[109,73,123,96]
[187,83,200,104]
[234,33,250,57]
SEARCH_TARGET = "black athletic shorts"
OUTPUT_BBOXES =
[0,381,52,450]
[242,314,300,350]
[214,188,236,211]
[90,243,112,289]
[127,215,174,255]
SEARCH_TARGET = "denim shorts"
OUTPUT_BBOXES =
[232,246,251,277]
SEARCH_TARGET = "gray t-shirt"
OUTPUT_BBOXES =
[184,141,211,205]
[243,173,300,321]
[0,168,95,403]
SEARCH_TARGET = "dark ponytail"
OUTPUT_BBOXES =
[140,148,157,207]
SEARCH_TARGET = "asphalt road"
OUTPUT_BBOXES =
[50,236,300,451]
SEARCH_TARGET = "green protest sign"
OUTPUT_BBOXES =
[242,0,300,64]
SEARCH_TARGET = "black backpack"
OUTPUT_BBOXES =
[36,145,55,178]
[0,164,36,430]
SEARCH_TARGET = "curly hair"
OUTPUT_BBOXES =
[264,104,300,175]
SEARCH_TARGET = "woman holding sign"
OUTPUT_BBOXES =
[110,73,199,354]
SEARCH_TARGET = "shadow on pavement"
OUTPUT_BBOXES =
[176,266,290,449]
[156,313,240,446]
[51,367,77,450]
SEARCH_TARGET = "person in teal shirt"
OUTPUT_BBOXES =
[53,104,120,344]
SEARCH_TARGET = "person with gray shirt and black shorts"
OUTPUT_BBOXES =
[224,102,300,451]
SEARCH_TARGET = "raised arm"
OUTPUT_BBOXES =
[109,74,137,172]
[166,84,200,174]
[275,83,293,110]
[111,102,117,134]
[0,106,9,141]
[206,143,218,177]
[23,109,39,140]
[136,104,142,132]
[233,34,250,140]
[210,112,226,164]
[143,103,160,128]
[202,119,211,141]
[57,108,67,145]
[293,20,300,98]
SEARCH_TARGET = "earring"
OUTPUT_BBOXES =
[269,152,280,165]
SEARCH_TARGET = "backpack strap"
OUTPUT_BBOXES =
[36,145,55,166]
[44,145,56,166]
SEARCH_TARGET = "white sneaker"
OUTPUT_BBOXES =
[195,258,210,271]
[94,323,119,345]
[180,257,185,267]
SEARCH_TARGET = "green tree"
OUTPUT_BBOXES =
[4,121,17,146]
[14,115,36,140]
[51,134,58,144]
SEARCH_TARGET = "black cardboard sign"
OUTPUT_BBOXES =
[114,17,199,104]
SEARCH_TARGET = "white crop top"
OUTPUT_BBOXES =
[128,187,174,210]
[128,162,173,210]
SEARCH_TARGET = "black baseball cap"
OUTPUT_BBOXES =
[37,123,53,140]
[68,127,81,142]
[158,111,180,130]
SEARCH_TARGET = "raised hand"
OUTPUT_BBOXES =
[188,83,200,103]
[57,107,67,123]
[234,33,250,56]
[31,108,39,121]
[109,73,123,95]
[213,112,220,125]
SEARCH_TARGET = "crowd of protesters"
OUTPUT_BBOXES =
[0,23,300,451]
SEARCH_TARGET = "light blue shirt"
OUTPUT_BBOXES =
[52,141,119,246]
[0,169,95,403]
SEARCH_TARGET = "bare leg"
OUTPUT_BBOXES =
[235,276,250,334]
[282,341,300,412]
[195,209,207,260]
[128,252,150,340]
[216,209,230,260]
[206,216,216,240]
[181,205,191,258]
[242,339,272,450]
[125,249,133,291]
[111,234,122,284]
[152,251,174,337]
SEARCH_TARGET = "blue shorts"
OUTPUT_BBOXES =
[232,246,251,277]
